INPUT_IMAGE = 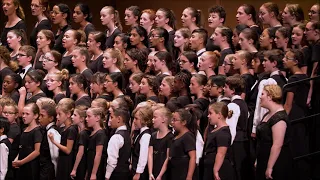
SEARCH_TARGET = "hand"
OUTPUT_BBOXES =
[18,87,27,96]
[306,96,312,107]
[186,177,192,180]
[149,174,155,180]
[12,160,23,168]
[90,174,97,180]
[251,133,256,138]
[155,175,162,180]
[133,173,140,180]
[214,171,221,180]
[265,168,273,179]
[254,159,257,170]
[70,170,76,179]
[48,133,54,142]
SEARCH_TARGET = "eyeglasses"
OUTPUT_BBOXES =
[284,56,295,61]
[43,56,55,62]
[309,10,318,14]
[2,111,17,115]
[16,53,27,58]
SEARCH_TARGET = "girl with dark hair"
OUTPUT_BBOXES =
[140,9,155,34]
[212,26,234,75]
[51,3,72,54]
[179,51,198,74]
[170,70,192,108]
[150,27,170,52]
[291,24,309,75]
[61,29,81,74]
[104,72,125,100]
[2,73,22,104]
[7,29,27,60]
[73,3,95,38]
[124,48,146,74]
[174,28,191,57]
[1,0,27,49]
[239,28,259,53]
[275,27,292,52]
[46,69,69,104]
[169,108,196,180]
[129,26,149,53]
[0,46,16,91]
[155,8,176,48]
[129,73,146,107]
[153,51,172,78]
[100,6,122,48]
[259,27,278,50]
[190,74,210,112]
[232,24,250,51]
[282,4,304,27]
[69,74,91,107]
[236,4,262,35]
[139,75,159,103]
[90,72,112,101]
[181,7,202,33]
[259,2,282,28]
[18,70,46,114]
[125,6,140,27]
[12,103,42,180]
[114,33,129,57]
[34,30,55,71]
[30,0,51,49]
[87,31,107,73]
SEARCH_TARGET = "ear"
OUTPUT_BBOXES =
[14,82,19,89]
[165,18,169,24]
[140,36,145,42]
[191,16,196,23]
[36,81,41,87]
[219,18,224,24]
[57,81,62,87]
[113,81,118,88]
[181,120,187,126]
[248,39,254,45]
[62,13,68,20]
[248,14,252,20]
[96,42,101,48]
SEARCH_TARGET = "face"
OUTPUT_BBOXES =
[133,111,142,129]
[56,108,69,127]
[124,53,136,71]
[232,53,243,70]
[31,0,44,16]
[17,50,30,67]
[149,30,161,48]
[208,12,222,29]
[100,8,112,26]
[109,108,119,129]
[103,75,114,93]
[22,106,38,125]
[159,79,171,97]
[232,29,239,48]
[212,28,223,46]
[208,107,219,125]
[152,110,163,129]
[2,106,18,124]
[62,30,76,49]
[73,6,86,24]
[171,112,184,132]
[282,7,292,25]
[71,50,84,68]
[147,54,155,71]
[25,75,40,93]
[309,5,320,22]
[87,34,98,52]
[124,9,137,26]
[69,78,81,94]
[274,31,287,49]
[181,8,194,27]
[259,5,272,25]
[260,90,270,108]
[51,5,65,25]
[283,51,296,69]
[236,6,250,24]
[223,84,233,98]
[130,29,143,46]
[179,55,193,72]
[2,0,16,16]
[189,77,202,95]
[36,31,51,49]
[113,36,126,52]
[223,56,233,74]
[140,12,153,29]
[90,82,102,94]
[39,109,52,127]
[42,52,58,70]
[259,29,272,49]
[85,110,98,128]
[252,57,261,73]
[152,55,164,71]
[207,82,221,98]
[46,74,61,91]
[239,32,251,50]
[304,22,316,41]
[262,58,274,72]
[198,53,212,71]
[102,52,115,69]
[2,75,17,93]
[189,33,201,50]
[139,78,150,95]
[72,110,83,125]
[291,26,304,45]
[173,77,182,93]
[7,32,21,49]
[155,10,168,27]
[174,31,188,48]
[129,77,140,93]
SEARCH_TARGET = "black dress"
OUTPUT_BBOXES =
[6,123,21,180]
[1,20,26,49]
[88,58,99,74]
[75,95,92,107]
[56,125,78,180]
[149,131,174,180]
[53,25,72,54]
[75,129,91,180]
[241,73,256,103]
[168,131,196,180]
[256,110,293,180]
[61,55,76,74]
[105,28,121,48]
[203,126,235,180]
[86,129,107,180]
[54,93,66,104]
[26,92,47,104]
[16,126,43,180]
[30,19,52,49]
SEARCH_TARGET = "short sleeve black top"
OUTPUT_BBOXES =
[241,73,256,102]
[169,131,196,158]
[18,126,43,160]
[204,126,231,157]
[53,25,72,54]
[30,19,52,49]
[59,125,78,156]
[105,28,121,48]
[87,129,107,153]
[1,20,27,49]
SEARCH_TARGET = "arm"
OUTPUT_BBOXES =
[218,66,225,75]
[71,145,85,177]
[13,143,41,167]
[105,135,124,179]
[307,62,318,106]
[148,146,154,180]
[135,134,151,174]
[266,121,287,179]
[17,87,27,117]
[0,143,9,180]
[186,150,196,180]
[156,148,170,179]
[213,147,228,180]
[90,145,103,179]
[284,92,294,115]
[49,133,74,155]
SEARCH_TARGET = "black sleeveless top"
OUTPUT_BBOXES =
[113,129,131,173]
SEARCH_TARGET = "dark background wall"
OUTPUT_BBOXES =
[0,0,317,41]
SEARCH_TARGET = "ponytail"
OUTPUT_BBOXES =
[114,10,123,32]
[13,0,25,20]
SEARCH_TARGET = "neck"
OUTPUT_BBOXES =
[37,14,46,22]
[77,91,86,99]
[269,19,281,27]
[113,89,123,98]
[107,22,116,33]
[247,46,257,53]
[146,91,156,98]
[92,49,103,57]
[196,46,205,52]
[59,21,68,29]
[161,67,170,74]
[12,45,21,54]
[80,21,88,29]
[267,103,283,114]
[196,91,205,99]
[205,69,215,77]
[64,119,72,128]
[66,45,75,54]
[156,44,166,51]
[163,24,173,32]
[77,123,85,131]
[53,87,62,96]
[216,120,228,128]
[179,45,185,53]
[240,66,249,75]
[131,66,141,74]
[158,125,169,134]
[32,88,41,96]
[7,13,19,22]
[189,24,199,32]
[78,64,87,73]
[41,46,51,54]
[136,43,146,50]
[48,67,58,74]
[291,66,302,74]
[0,62,8,70]
[246,20,255,27]
[146,26,152,34]
[108,65,119,73]
[220,43,230,50]
[92,123,102,132]
[28,120,38,128]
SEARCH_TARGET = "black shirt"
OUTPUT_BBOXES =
[105,28,121,48]
[30,19,52,49]
[53,25,72,54]
[1,20,27,49]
